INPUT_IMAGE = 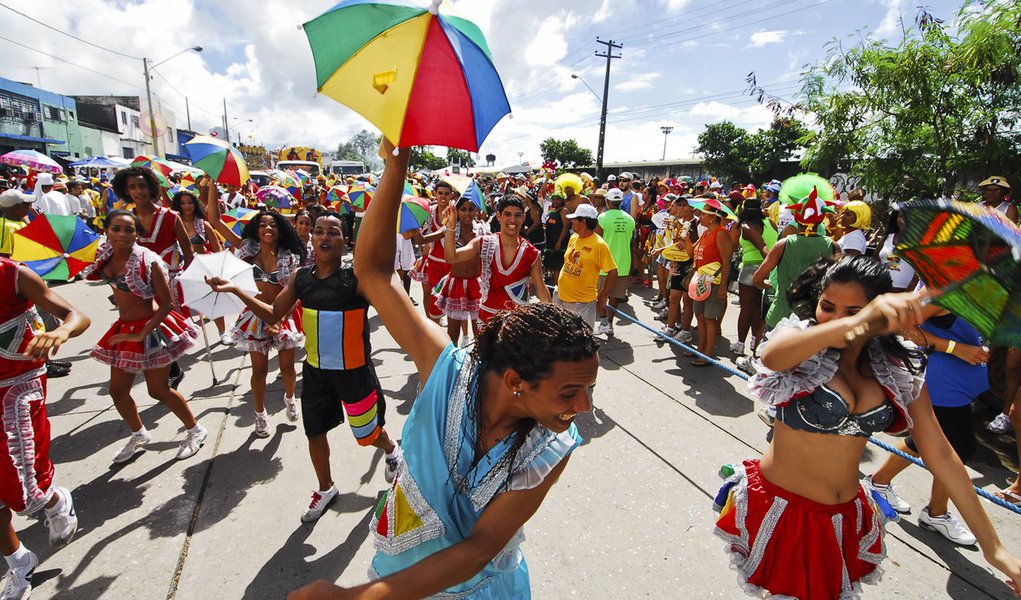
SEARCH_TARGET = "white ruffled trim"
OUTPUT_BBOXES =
[87,244,164,299]
[506,428,580,492]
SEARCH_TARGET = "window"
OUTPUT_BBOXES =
[121,111,127,125]
[122,147,135,159]
[131,115,139,128]
[45,106,64,121]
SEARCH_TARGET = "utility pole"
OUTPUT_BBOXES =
[223,98,230,143]
[143,57,159,156]
[660,126,673,161]
[185,97,192,131]
[594,38,622,183]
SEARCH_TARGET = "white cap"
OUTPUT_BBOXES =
[566,203,599,219]
[606,174,617,181]
[605,188,625,203]
[0,189,34,208]
[709,181,722,189]
[37,173,54,186]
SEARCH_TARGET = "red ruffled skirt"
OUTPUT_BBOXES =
[714,460,888,600]
[91,311,199,373]
[434,275,481,321]
[230,307,305,354]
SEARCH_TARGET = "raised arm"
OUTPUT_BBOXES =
[202,178,243,248]
[441,205,482,264]
[353,146,448,383]
[207,270,298,325]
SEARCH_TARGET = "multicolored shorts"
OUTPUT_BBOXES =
[301,362,385,444]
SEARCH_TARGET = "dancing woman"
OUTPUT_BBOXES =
[714,256,1021,599]
[203,179,304,437]
[435,196,487,344]
[289,145,598,599]
[87,210,206,463]
[171,189,228,342]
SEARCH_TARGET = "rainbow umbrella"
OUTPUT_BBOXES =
[398,195,430,233]
[184,135,250,187]
[293,169,312,187]
[273,173,301,198]
[302,0,510,151]
[0,149,63,174]
[11,215,100,281]
[346,184,374,210]
[443,174,485,213]
[256,185,292,209]
[178,172,198,193]
[326,185,350,213]
[403,181,420,198]
[223,207,257,236]
[130,156,173,188]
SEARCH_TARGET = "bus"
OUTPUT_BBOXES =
[330,160,366,176]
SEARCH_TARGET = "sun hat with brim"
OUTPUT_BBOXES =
[979,176,1010,190]
[689,197,738,220]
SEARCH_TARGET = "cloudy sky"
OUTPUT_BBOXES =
[0,0,963,167]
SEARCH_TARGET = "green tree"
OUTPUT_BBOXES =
[409,146,446,171]
[694,121,754,184]
[337,129,382,164]
[799,1,1021,199]
[446,148,475,167]
[746,118,811,181]
[539,138,594,168]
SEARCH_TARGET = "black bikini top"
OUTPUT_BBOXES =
[252,263,284,286]
[776,384,895,438]
[101,270,131,292]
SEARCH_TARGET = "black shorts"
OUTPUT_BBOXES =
[301,362,386,444]
[905,404,975,462]
[669,260,693,291]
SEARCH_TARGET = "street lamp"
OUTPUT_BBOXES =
[143,46,202,156]
[660,126,673,161]
[517,152,524,165]
[571,74,602,103]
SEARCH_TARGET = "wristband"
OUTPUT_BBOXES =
[445,227,456,233]
[945,340,957,355]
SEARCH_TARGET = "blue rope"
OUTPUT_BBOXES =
[605,305,1021,516]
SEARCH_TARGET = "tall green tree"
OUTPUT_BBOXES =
[446,148,475,167]
[539,138,594,168]
[746,118,811,181]
[409,146,446,171]
[695,121,754,184]
[336,129,382,166]
[799,1,1021,199]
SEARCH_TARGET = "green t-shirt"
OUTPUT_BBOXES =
[597,209,636,275]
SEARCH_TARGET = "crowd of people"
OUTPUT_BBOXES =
[0,148,1019,599]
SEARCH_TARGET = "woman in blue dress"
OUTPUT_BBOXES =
[290,144,599,600]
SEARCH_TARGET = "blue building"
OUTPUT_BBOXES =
[0,77,82,158]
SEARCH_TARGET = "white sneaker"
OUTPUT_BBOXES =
[112,429,151,464]
[284,396,300,422]
[757,406,776,427]
[986,413,1014,435]
[176,424,208,460]
[674,329,693,343]
[729,341,745,355]
[44,487,78,547]
[0,549,37,600]
[660,326,679,338]
[384,445,404,483]
[254,413,270,438]
[735,356,757,375]
[219,333,234,346]
[863,476,911,514]
[651,298,667,310]
[301,486,339,522]
[655,308,669,321]
[594,321,613,336]
[919,507,977,546]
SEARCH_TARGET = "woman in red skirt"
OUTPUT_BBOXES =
[715,255,1021,599]
[435,196,487,345]
[87,210,206,464]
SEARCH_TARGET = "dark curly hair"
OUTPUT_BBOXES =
[786,255,925,375]
[171,190,205,221]
[451,303,598,499]
[111,166,161,201]
[240,210,307,261]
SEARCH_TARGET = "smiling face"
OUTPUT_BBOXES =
[257,214,279,246]
[434,185,452,209]
[296,214,312,239]
[106,213,138,249]
[516,356,599,433]
[498,205,524,237]
[178,194,196,217]
[457,201,477,224]
[126,175,153,205]
[816,281,868,324]
[312,215,346,261]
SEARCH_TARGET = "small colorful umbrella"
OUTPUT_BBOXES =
[273,173,301,198]
[11,215,100,280]
[129,155,173,188]
[184,135,250,187]
[403,181,420,198]
[688,198,738,221]
[398,196,430,233]
[256,185,292,209]
[293,169,312,187]
[177,172,198,193]
[302,0,511,151]
[223,207,258,236]
[443,174,485,213]
[0,149,63,174]
[894,198,1021,347]
[346,184,374,210]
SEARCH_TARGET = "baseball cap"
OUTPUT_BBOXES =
[605,188,624,203]
[566,203,599,219]
[0,189,34,208]
[979,176,1010,190]
[606,174,617,182]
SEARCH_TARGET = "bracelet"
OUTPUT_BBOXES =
[445,227,456,233]
[945,340,957,355]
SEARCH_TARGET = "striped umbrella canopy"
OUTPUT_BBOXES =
[130,155,174,188]
[11,215,100,280]
[302,0,510,151]
[398,195,430,233]
[273,172,302,198]
[256,185,293,209]
[184,135,250,187]
[347,184,374,210]
[443,174,485,213]
[223,207,258,236]
[0,149,63,174]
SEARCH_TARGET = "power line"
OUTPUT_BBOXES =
[0,34,142,90]
[0,1,138,60]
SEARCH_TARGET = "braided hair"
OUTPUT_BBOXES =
[453,303,598,497]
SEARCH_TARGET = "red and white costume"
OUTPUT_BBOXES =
[434,221,488,322]
[87,244,198,373]
[136,205,188,311]
[0,258,54,514]
[229,239,304,353]
[413,205,451,319]
[477,234,540,323]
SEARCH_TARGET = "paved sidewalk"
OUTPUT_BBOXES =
[14,278,1021,599]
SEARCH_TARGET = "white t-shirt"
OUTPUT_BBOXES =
[838,229,867,254]
[37,191,72,216]
[879,234,916,290]
[63,193,83,215]
[221,191,244,210]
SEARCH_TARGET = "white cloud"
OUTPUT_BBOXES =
[749,30,787,47]
[661,0,694,11]
[523,14,574,67]
[614,72,662,92]
[876,0,906,37]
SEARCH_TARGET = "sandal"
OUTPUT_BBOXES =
[691,359,710,367]
[682,351,696,358]
[994,488,1021,506]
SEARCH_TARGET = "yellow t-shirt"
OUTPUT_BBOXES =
[557,232,617,303]
[0,218,26,257]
